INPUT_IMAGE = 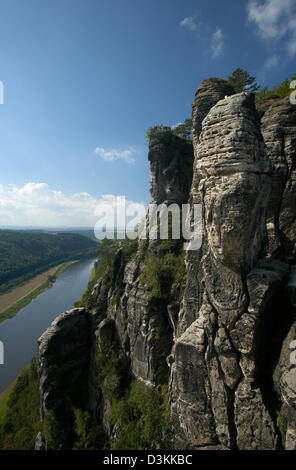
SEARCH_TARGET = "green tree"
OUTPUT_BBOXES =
[146,126,153,142]
[0,358,42,450]
[109,381,172,450]
[255,73,296,103]
[228,68,260,93]
[73,409,105,450]
[43,410,65,450]
[173,118,192,140]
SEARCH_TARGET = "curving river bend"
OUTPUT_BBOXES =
[0,257,96,394]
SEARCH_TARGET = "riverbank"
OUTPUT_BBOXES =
[0,261,77,324]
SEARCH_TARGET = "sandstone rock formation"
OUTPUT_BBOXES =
[37,80,296,451]
[170,92,277,450]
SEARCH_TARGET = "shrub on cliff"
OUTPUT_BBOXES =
[76,239,120,308]
[172,118,192,140]
[140,252,186,301]
[43,410,65,450]
[120,237,138,261]
[146,120,192,143]
[73,409,105,450]
[95,336,122,399]
[109,381,172,450]
[256,73,296,103]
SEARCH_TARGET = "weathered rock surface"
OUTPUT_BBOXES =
[170,92,294,450]
[148,127,194,205]
[37,83,296,451]
[273,266,296,450]
[178,79,235,337]
[257,96,296,261]
[192,78,235,153]
[37,307,101,447]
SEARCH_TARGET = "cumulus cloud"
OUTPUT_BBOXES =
[94,146,136,164]
[211,28,224,57]
[247,0,296,56]
[180,16,197,32]
[0,182,141,228]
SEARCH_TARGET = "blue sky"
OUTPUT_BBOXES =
[0,0,295,226]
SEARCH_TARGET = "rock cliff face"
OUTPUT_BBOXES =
[171,92,274,450]
[37,79,296,450]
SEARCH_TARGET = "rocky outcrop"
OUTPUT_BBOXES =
[37,130,194,448]
[37,307,102,448]
[37,81,296,451]
[170,91,296,450]
[257,97,296,261]
[170,92,276,450]
[178,79,235,336]
[273,266,296,450]
[192,78,235,153]
[148,127,194,205]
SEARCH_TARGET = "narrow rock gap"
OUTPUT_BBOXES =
[254,278,294,447]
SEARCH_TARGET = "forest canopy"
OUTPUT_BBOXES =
[0,230,97,294]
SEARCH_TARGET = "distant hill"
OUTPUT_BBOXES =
[0,230,98,294]
[0,227,97,240]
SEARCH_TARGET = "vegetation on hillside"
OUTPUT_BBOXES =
[146,118,192,143]
[227,68,296,104]
[96,336,172,450]
[0,359,41,450]
[0,230,97,294]
[77,237,138,309]
[255,73,296,103]
[0,358,105,450]
[140,213,186,301]
[109,381,172,450]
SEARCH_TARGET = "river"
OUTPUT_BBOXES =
[0,257,96,394]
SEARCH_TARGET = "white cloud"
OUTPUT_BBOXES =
[0,182,141,227]
[263,54,279,70]
[180,16,197,32]
[211,28,224,57]
[94,146,136,164]
[247,0,296,56]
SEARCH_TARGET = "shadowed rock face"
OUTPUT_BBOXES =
[192,78,235,153]
[37,308,101,448]
[170,93,278,450]
[170,91,296,450]
[148,129,194,205]
[257,97,296,261]
[37,81,296,451]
